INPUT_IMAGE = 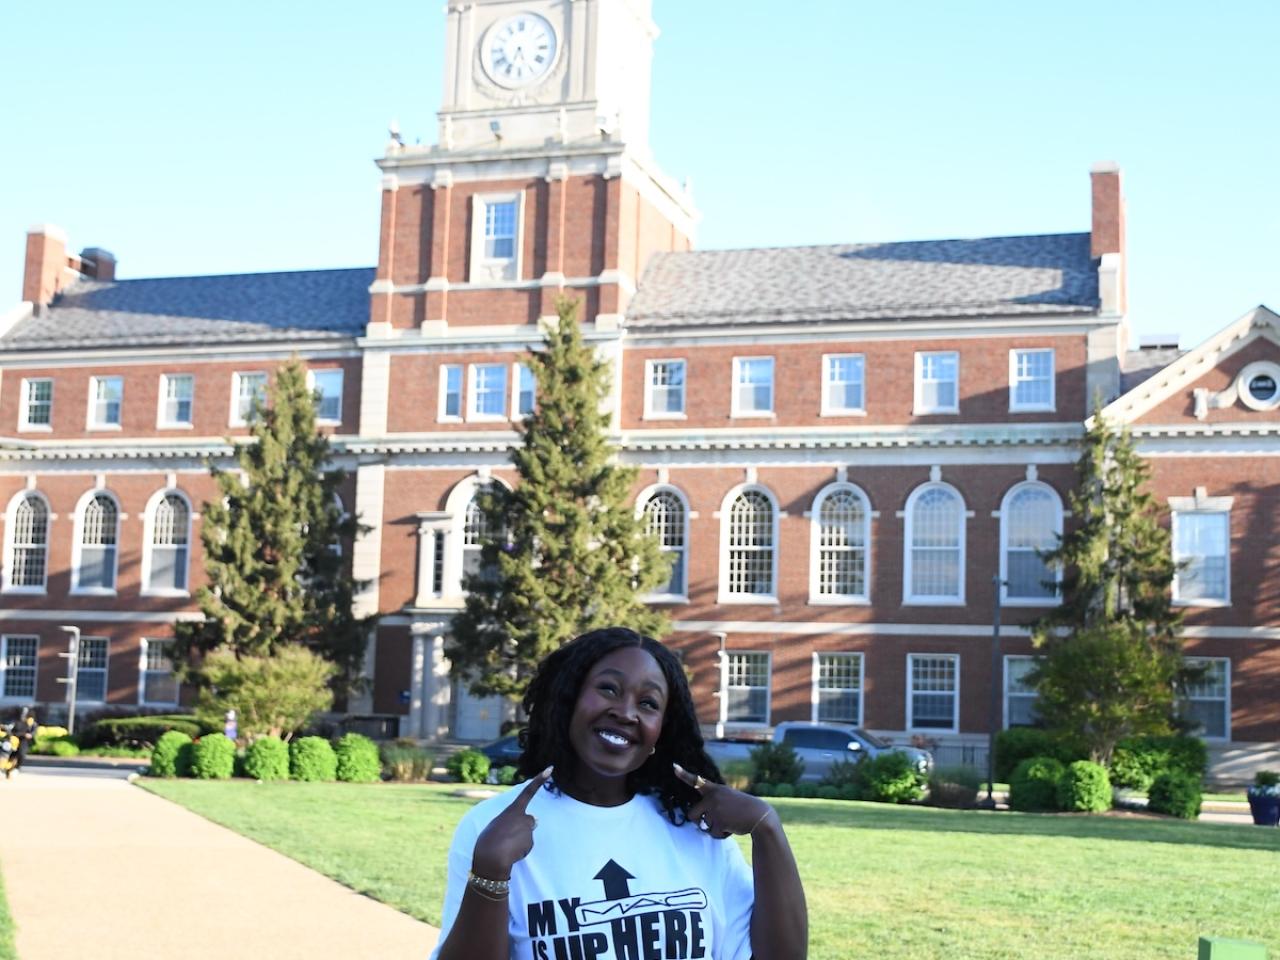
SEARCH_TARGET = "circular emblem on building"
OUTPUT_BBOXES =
[481,12,559,90]
[1236,361,1280,411]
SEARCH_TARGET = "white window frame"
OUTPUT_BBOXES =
[643,359,687,420]
[1171,505,1231,607]
[141,489,193,597]
[906,653,960,733]
[157,373,194,429]
[1003,655,1040,729]
[2,490,51,594]
[637,484,691,602]
[999,481,1064,605]
[821,354,866,416]
[1180,656,1231,742]
[19,377,53,431]
[71,489,121,596]
[731,356,775,418]
[439,364,463,422]
[307,368,344,425]
[808,483,872,604]
[87,375,123,430]
[139,637,179,707]
[1009,348,1055,412]
[811,652,864,725]
[512,363,536,419]
[717,485,781,604]
[442,475,512,598]
[725,651,771,726]
[230,371,268,426]
[468,363,508,421]
[0,635,39,701]
[913,351,959,415]
[469,191,525,283]
[76,636,109,705]
[902,481,967,605]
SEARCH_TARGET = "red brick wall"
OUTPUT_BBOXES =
[1137,338,1280,425]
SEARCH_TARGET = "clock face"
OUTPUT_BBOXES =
[483,13,558,89]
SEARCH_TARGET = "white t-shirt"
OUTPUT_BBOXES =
[430,783,755,960]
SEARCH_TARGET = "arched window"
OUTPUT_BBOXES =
[1001,483,1062,602]
[722,488,777,600]
[75,493,119,592]
[5,493,49,591]
[147,493,191,593]
[810,485,871,602]
[641,488,688,599]
[462,495,494,581]
[904,483,965,603]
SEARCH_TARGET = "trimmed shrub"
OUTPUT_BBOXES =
[49,738,81,757]
[495,765,519,786]
[381,743,433,782]
[816,785,840,801]
[994,728,1084,783]
[1009,756,1066,812]
[837,784,860,802]
[84,715,203,749]
[150,730,193,777]
[192,733,236,779]
[1147,772,1202,820]
[445,748,490,784]
[819,757,862,790]
[33,725,69,743]
[858,752,925,804]
[927,765,982,808]
[1057,760,1112,813]
[718,759,753,791]
[290,736,338,782]
[243,736,290,781]
[771,783,796,798]
[748,742,804,787]
[750,782,776,797]
[335,733,382,783]
[1109,736,1208,791]
[794,782,818,799]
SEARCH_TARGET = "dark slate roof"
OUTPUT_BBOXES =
[626,233,1099,328]
[0,267,375,351]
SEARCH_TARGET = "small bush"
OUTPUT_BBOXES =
[446,748,490,784]
[816,785,840,800]
[1057,761,1112,813]
[290,736,338,782]
[819,757,862,789]
[1009,756,1066,812]
[772,783,796,798]
[837,784,860,802]
[191,733,236,779]
[928,765,982,808]
[748,742,804,787]
[50,738,81,758]
[83,715,203,749]
[1110,736,1208,791]
[859,753,925,804]
[794,782,818,799]
[335,733,382,783]
[495,765,519,786]
[994,728,1084,782]
[751,782,776,797]
[34,725,69,743]
[150,730,193,777]
[1147,772,1202,820]
[719,759,753,790]
[381,743,433,781]
[243,736,290,781]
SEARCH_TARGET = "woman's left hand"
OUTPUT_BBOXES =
[673,762,775,839]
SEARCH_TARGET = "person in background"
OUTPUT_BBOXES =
[15,706,37,771]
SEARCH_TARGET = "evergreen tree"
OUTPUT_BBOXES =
[1029,408,1186,764]
[174,360,372,688]
[447,298,671,699]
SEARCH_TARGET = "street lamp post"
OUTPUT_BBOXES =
[57,625,81,736]
[980,576,1004,809]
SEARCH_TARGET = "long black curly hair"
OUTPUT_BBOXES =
[516,627,722,826]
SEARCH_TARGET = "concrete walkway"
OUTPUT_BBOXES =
[0,767,439,959]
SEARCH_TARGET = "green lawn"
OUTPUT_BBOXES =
[0,864,16,960]
[139,779,1279,960]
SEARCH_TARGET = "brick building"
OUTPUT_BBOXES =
[1,0,1275,777]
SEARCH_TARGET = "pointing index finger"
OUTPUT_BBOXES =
[672,762,705,791]
[513,765,553,812]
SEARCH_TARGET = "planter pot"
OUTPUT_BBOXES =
[1246,792,1280,826]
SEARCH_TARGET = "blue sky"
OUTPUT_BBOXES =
[2,1,1276,350]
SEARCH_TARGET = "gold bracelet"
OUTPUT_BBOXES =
[749,808,775,836]
[468,871,511,897]
[469,884,508,903]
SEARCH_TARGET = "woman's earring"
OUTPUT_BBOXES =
[649,747,656,756]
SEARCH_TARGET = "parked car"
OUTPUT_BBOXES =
[477,734,523,770]
[705,722,934,783]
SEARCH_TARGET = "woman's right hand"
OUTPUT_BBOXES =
[470,766,553,879]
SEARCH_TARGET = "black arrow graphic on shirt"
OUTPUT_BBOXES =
[593,859,635,900]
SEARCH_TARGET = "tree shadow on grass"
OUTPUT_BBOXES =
[774,799,1280,854]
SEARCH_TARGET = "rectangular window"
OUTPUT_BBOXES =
[732,357,774,416]
[440,365,463,421]
[88,376,123,428]
[308,369,344,423]
[644,359,686,418]
[159,374,194,427]
[77,637,109,703]
[726,652,770,724]
[1173,511,1230,604]
[1010,348,1055,411]
[231,372,267,425]
[469,363,507,419]
[484,200,518,260]
[514,364,536,418]
[0,635,38,699]
[914,352,959,414]
[814,652,862,724]
[20,378,52,429]
[907,653,959,732]
[431,530,446,596]
[1180,657,1229,739]
[141,639,178,705]
[822,354,865,415]
[1004,656,1040,728]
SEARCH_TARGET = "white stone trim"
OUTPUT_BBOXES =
[351,464,386,619]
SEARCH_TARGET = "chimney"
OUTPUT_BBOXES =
[1090,162,1126,314]
[22,224,73,306]
[80,247,117,282]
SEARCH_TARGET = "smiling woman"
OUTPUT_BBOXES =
[430,627,808,960]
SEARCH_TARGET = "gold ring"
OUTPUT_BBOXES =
[694,775,706,790]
